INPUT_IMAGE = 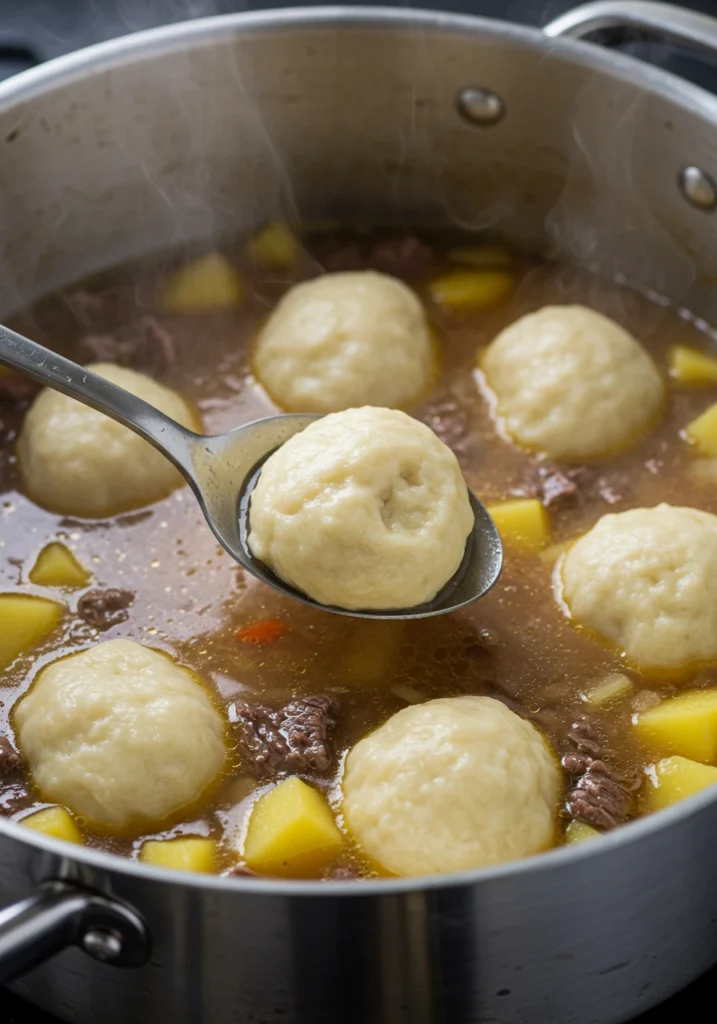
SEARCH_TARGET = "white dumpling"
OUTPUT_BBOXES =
[481,305,663,460]
[248,407,473,610]
[253,271,435,412]
[342,695,559,876]
[17,362,198,517]
[15,640,226,832]
[561,504,717,669]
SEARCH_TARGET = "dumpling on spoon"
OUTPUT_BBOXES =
[248,407,473,611]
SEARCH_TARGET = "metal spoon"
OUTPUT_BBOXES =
[0,324,502,619]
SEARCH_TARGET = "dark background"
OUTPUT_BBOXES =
[1,0,717,1020]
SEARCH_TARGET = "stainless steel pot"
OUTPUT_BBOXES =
[2,3,717,1021]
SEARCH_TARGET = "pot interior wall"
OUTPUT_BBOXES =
[1,17,717,322]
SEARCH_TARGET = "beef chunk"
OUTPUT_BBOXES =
[0,782,31,815]
[78,317,176,376]
[78,589,135,630]
[310,232,434,278]
[562,717,634,830]
[65,286,135,332]
[0,737,21,776]
[367,234,435,277]
[514,462,630,510]
[231,695,339,776]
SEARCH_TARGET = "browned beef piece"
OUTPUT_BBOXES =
[78,316,176,376]
[0,737,21,776]
[0,782,32,815]
[367,234,435,277]
[562,717,634,830]
[310,231,434,278]
[64,286,135,332]
[231,695,339,776]
[78,589,135,630]
[514,462,629,510]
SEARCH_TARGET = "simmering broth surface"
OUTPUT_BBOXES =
[1,229,716,876]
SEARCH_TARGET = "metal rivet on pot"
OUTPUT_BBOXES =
[456,87,505,127]
[679,166,717,211]
[82,926,124,962]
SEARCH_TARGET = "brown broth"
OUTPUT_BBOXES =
[2,229,717,878]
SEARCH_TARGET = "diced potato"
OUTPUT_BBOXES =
[669,345,717,385]
[29,542,90,588]
[633,689,717,764]
[22,806,82,844]
[684,403,717,456]
[565,820,601,845]
[644,756,717,812]
[162,253,244,312]
[486,499,549,551]
[343,621,404,685]
[244,777,343,877]
[448,244,511,268]
[246,223,298,270]
[583,673,633,707]
[428,270,515,310]
[139,836,217,873]
[0,594,64,671]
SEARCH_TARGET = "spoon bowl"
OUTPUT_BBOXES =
[0,323,503,619]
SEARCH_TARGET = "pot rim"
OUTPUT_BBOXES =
[1,3,716,895]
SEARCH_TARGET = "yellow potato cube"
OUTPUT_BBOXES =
[486,499,549,551]
[22,806,82,844]
[0,594,64,671]
[428,270,515,310]
[139,836,216,873]
[448,244,512,268]
[644,756,717,812]
[634,689,717,764]
[244,777,343,877]
[669,345,717,386]
[564,820,601,845]
[246,223,298,270]
[29,543,90,589]
[684,403,717,456]
[162,253,244,312]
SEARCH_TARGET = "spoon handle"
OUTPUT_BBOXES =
[0,324,197,478]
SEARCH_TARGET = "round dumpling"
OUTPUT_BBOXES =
[481,305,663,460]
[17,362,198,517]
[342,695,559,876]
[248,407,473,610]
[561,504,717,669]
[253,271,435,412]
[14,639,226,832]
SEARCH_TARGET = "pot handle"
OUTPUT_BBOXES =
[0,880,151,985]
[544,0,717,58]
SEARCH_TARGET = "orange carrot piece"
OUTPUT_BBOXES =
[234,619,287,644]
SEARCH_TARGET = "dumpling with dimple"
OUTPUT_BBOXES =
[342,695,559,876]
[248,407,473,610]
[481,305,663,460]
[17,363,199,517]
[253,271,435,412]
[14,640,226,832]
[561,504,717,670]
